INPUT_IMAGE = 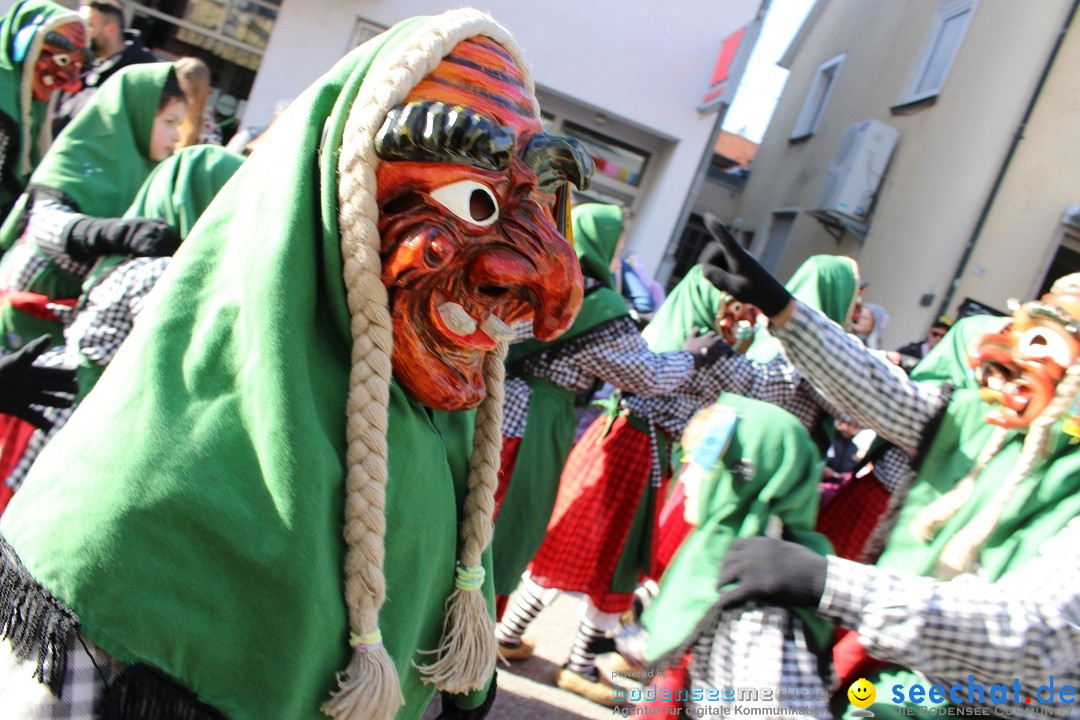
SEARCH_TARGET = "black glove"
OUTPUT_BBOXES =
[435,674,497,720]
[699,213,792,317]
[716,537,828,610]
[0,335,78,431]
[63,216,180,260]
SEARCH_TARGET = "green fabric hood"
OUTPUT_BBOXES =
[1,13,525,720]
[642,394,832,663]
[641,264,725,352]
[747,254,858,363]
[573,202,622,289]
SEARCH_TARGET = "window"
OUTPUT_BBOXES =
[790,54,845,141]
[349,18,386,51]
[898,0,977,106]
[759,210,797,273]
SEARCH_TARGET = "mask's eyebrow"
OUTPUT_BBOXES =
[375,101,515,172]
[43,29,79,53]
[521,133,595,193]
[1016,299,1080,338]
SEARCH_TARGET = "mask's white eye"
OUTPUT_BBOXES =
[50,53,71,67]
[430,181,499,228]
[1018,327,1073,367]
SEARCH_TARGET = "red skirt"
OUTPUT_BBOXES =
[814,466,890,561]
[651,481,693,580]
[493,436,522,521]
[0,414,36,515]
[528,415,659,613]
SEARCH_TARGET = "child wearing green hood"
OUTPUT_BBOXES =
[0,61,184,353]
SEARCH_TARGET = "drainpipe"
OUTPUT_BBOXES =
[937,0,1079,318]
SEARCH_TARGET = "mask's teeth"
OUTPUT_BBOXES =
[437,301,478,336]
[480,314,514,342]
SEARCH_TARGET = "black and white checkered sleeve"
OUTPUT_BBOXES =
[575,316,695,396]
[66,257,170,367]
[20,194,95,279]
[819,519,1080,688]
[772,301,946,453]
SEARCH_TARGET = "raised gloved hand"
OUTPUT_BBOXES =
[0,335,78,431]
[716,537,828,609]
[684,327,734,368]
[63,216,180,260]
[699,213,792,318]
[435,673,497,720]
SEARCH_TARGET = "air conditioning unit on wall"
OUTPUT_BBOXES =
[812,119,899,222]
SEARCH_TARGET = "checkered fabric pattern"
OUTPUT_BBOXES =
[688,604,832,719]
[0,634,124,719]
[627,351,846,441]
[772,302,947,454]
[527,415,659,612]
[502,315,694,438]
[0,195,94,294]
[67,257,169,366]
[814,468,891,561]
[820,521,1080,717]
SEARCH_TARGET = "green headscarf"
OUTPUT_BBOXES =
[746,254,858,363]
[72,145,245,397]
[1,13,520,720]
[505,202,627,364]
[908,314,1008,388]
[123,144,245,238]
[641,264,725,352]
[0,0,82,212]
[642,394,833,664]
[0,61,172,248]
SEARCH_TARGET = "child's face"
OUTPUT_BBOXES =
[149,98,187,161]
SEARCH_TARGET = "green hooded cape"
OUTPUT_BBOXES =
[747,254,858,363]
[641,264,724,352]
[0,0,81,216]
[72,145,244,398]
[2,17,497,720]
[908,314,1008,388]
[846,387,1080,717]
[642,393,833,664]
[495,203,629,594]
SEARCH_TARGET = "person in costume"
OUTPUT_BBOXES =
[0,61,185,353]
[639,395,834,719]
[0,144,244,510]
[493,201,723,623]
[0,10,591,720]
[0,0,87,221]
[699,213,1080,718]
[495,261,770,705]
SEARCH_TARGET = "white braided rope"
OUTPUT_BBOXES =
[326,9,533,717]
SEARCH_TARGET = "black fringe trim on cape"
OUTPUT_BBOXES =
[98,664,229,720]
[0,534,78,696]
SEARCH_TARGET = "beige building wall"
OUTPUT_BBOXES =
[737,0,1074,348]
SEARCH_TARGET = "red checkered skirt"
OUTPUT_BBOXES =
[814,465,890,561]
[528,414,656,612]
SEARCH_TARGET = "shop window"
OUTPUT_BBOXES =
[349,18,386,51]
[561,120,649,188]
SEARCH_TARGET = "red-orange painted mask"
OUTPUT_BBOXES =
[30,21,86,101]
[968,280,1080,428]
[716,295,759,355]
[376,36,593,411]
